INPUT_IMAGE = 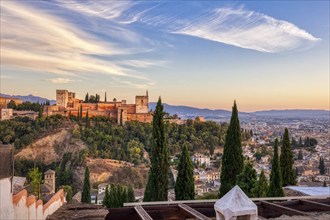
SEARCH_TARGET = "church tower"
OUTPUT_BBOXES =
[44,169,55,194]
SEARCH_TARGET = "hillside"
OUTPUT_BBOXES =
[14,126,87,165]
[73,158,148,191]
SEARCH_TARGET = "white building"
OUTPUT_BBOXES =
[192,153,210,167]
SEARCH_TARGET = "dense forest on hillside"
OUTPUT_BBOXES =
[0,115,68,150]
[78,117,228,164]
[0,115,229,165]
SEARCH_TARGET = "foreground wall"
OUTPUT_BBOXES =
[0,178,15,219]
[8,188,66,220]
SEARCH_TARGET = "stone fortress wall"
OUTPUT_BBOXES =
[44,90,153,124]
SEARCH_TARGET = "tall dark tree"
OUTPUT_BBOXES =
[210,144,215,156]
[299,137,302,147]
[85,93,89,103]
[127,186,135,202]
[298,149,303,160]
[79,104,83,121]
[38,107,43,118]
[144,97,169,201]
[175,144,195,200]
[319,157,325,175]
[120,109,123,126]
[268,139,284,197]
[219,101,244,197]
[85,110,90,128]
[236,162,257,197]
[280,128,296,186]
[105,92,107,102]
[103,185,110,207]
[252,169,268,198]
[81,166,91,203]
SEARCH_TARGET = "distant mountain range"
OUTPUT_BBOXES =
[1,93,328,119]
[0,93,56,105]
[149,102,330,119]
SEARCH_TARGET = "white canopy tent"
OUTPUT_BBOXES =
[214,185,257,220]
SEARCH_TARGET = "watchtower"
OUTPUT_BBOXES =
[135,90,149,114]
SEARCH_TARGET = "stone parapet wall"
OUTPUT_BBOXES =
[8,188,66,220]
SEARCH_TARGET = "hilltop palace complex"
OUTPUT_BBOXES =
[43,90,152,124]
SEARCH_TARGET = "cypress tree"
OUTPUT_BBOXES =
[298,149,303,160]
[219,101,244,197]
[127,186,135,202]
[85,110,90,128]
[79,104,83,121]
[252,169,268,198]
[268,139,284,197]
[121,186,128,206]
[85,93,89,103]
[236,162,257,197]
[144,97,169,201]
[105,92,107,102]
[175,144,195,200]
[81,166,91,203]
[319,157,325,175]
[120,109,123,126]
[280,128,296,186]
[109,184,115,208]
[103,185,110,207]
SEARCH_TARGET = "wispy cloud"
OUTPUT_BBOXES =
[56,0,135,21]
[0,1,157,86]
[47,78,74,84]
[171,7,320,53]
[0,75,15,79]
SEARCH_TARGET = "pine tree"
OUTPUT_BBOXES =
[268,139,284,197]
[127,186,135,202]
[85,93,89,103]
[81,166,91,203]
[319,157,325,175]
[219,101,244,197]
[175,144,195,200]
[252,170,268,198]
[103,185,110,208]
[105,92,107,102]
[280,128,296,186]
[236,162,257,197]
[144,97,169,201]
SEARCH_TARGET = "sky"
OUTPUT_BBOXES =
[1,0,329,111]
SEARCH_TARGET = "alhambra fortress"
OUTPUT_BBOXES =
[43,90,153,124]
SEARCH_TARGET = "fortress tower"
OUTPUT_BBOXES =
[135,90,149,114]
[56,90,68,108]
